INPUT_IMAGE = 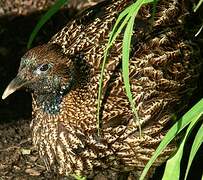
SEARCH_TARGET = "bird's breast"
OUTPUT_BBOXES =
[31,90,175,177]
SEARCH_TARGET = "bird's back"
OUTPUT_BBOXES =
[31,0,202,178]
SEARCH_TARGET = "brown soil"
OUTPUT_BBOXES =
[0,118,60,179]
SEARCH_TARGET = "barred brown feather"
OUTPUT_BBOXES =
[2,0,202,179]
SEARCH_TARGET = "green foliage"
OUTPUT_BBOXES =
[184,121,203,180]
[27,0,69,49]
[72,174,86,180]
[140,99,203,180]
[194,0,203,12]
[162,109,202,180]
[97,0,155,136]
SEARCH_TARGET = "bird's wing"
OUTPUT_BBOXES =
[49,0,127,56]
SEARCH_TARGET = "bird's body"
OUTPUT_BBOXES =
[2,0,202,179]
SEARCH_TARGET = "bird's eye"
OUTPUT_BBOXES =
[35,63,50,75]
[39,64,49,71]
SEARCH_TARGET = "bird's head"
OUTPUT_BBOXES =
[2,44,76,100]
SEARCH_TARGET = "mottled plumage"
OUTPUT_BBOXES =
[2,0,202,179]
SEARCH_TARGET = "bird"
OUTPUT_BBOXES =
[2,0,202,179]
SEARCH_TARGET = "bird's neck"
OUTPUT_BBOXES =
[34,92,63,115]
[32,74,78,115]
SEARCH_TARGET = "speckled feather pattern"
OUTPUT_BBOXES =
[20,0,201,178]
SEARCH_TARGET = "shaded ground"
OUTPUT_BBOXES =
[0,119,60,179]
[0,2,203,180]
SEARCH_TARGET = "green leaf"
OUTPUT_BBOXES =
[195,24,203,37]
[162,114,201,180]
[184,121,203,180]
[97,0,154,135]
[121,0,155,137]
[96,10,131,135]
[151,0,158,23]
[140,98,203,180]
[27,0,69,49]
[122,9,140,136]
[107,4,133,44]
[72,174,86,180]
[97,2,138,135]
[107,0,153,45]
[194,0,203,12]
[120,0,154,136]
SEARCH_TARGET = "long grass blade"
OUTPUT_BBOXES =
[122,11,139,137]
[162,114,201,180]
[140,98,203,180]
[97,2,142,135]
[97,0,154,135]
[122,0,155,136]
[184,121,203,180]
[96,13,131,135]
[107,4,133,44]
[107,0,153,45]
[194,0,203,12]
[195,23,203,37]
[27,0,68,49]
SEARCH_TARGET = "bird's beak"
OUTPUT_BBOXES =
[2,75,27,100]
